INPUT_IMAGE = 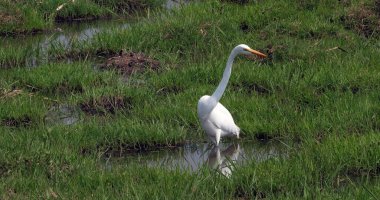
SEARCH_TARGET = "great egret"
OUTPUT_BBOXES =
[197,44,266,146]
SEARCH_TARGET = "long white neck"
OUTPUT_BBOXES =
[197,49,239,120]
[211,50,237,102]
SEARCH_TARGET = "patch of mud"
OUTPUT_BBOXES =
[25,81,84,96]
[82,140,183,157]
[220,0,251,4]
[343,2,380,38]
[255,132,274,142]
[0,12,20,25]
[234,186,266,199]
[239,21,251,33]
[314,84,361,95]
[231,81,271,95]
[296,97,321,111]
[156,85,184,96]
[0,162,11,177]
[53,82,84,95]
[338,0,351,7]
[100,51,160,77]
[79,96,132,115]
[1,116,32,128]
[345,165,380,177]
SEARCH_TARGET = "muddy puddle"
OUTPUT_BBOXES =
[101,140,288,177]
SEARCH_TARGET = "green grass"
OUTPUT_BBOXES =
[0,0,380,198]
[0,0,164,35]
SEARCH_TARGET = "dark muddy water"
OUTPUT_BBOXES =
[102,140,289,177]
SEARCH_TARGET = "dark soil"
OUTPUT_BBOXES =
[239,21,250,33]
[0,12,21,25]
[100,51,160,76]
[53,82,84,95]
[1,116,32,128]
[79,96,132,115]
[221,0,251,4]
[81,140,184,157]
[343,2,380,38]
[255,132,274,142]
[156,85,184,96]
[25,82,84,96]
[314,84,361,95]
[231,81,271,95]
[234,185,267,199]
[0,162,11,177]
[344,164,380,179]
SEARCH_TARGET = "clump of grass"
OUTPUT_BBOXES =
[0,0,164,35]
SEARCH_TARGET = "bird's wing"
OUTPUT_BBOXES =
[208,102,240,134]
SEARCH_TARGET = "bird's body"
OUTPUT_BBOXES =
[197,44,266,146]
[198,95,240,145]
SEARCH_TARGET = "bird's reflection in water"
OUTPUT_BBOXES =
[101,140,288,176]
[206,144,240,177]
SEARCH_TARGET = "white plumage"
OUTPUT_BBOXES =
[197,44,266,146]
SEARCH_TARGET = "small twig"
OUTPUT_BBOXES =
[326,46,348,53]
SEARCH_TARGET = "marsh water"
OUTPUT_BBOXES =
[1,19,131,67]
[102,141,288,177]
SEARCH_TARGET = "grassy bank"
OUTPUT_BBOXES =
[0,0,380,198]
[0,0,164,35]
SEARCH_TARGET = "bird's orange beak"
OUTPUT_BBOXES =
[247,48,267,58]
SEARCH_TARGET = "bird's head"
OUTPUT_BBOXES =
[234,44,267,58]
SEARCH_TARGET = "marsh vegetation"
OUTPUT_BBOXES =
[0,0,379,198]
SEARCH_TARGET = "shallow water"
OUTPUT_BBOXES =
[1,20,131,67]
[102,140,288,177]
[44,104,80,126]
[165,0,191,9]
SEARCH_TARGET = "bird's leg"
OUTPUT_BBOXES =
[215,130,221,146]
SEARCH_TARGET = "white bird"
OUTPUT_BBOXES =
[197,44,266,146]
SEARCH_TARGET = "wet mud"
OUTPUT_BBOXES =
[232,81,271,96]
[343,1,380,38]
[81,140,183,157]
[100,51,160,76]
[1,116,32,128]
[156,85,184,96]
[314,84,362,96]
[79,95,132,115]
[221,0,251,4]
